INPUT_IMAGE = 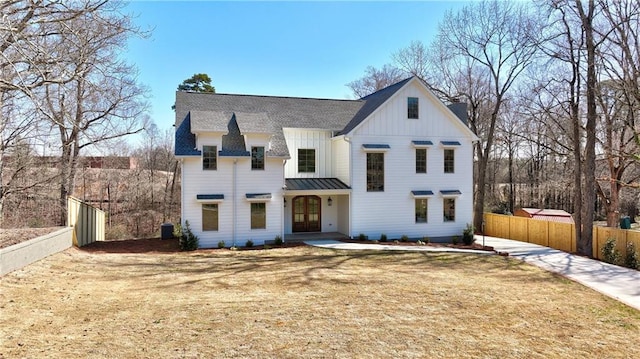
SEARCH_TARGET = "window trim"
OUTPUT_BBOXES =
[416,148,427,174]
[202,145,217,170]
[251,146,265,170]
[444,148,455,174]
[443,198,456,222]
[408,97,419,119]
[366,152,384,192]
[297,148,316,173]
[202,203,219,231]
[251,202,266,230]
[415,198,428,223]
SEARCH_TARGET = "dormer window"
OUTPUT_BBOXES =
[203,145,217,170]
[251,146,264,170]
[408,97,419,119]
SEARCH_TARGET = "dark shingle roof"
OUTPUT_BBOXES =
[220,114,250,157]
[175,115,201,156]
[174,77,415,157]
[285,178,350,191]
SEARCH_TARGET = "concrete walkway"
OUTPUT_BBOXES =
[305,236,640,311]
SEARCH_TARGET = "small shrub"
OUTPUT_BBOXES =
[358,233,368,241]
[217,240,225,249]
[274,235,283,246]
[380,233,388,242]
[624,242,639,269]
[462,223,475,245]
[601,238,621,265]
[452,235,460,245]
[422,236,430,244]
[246,239,254,248]
[400,235,409,242]
[172,222,182,238]
[179,221,199,251]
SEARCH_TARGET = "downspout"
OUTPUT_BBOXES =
[233,158,237,247]
[344,136,353,239]
[282,159,287,242]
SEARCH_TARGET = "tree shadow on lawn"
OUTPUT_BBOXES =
[81,245,552,292]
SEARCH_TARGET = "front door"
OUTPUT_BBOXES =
[292,195,321,232]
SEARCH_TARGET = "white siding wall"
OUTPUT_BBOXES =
[349,82,474,239]
[332,137,350,185]
[181,133,284,248]
[283,129,333,178]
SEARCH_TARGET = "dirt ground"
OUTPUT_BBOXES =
[1,239,639,358]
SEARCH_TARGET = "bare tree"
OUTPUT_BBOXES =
[30,1,149,224]
[346,65,406,98]
[420,0,541,231]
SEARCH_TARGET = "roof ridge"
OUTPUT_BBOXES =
[177,91,363,103]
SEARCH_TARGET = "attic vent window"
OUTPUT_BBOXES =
[408,97,419,119]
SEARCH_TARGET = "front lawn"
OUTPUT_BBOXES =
[1,243,638,358]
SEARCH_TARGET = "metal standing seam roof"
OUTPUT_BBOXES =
[362,144,391,150]
[412,140,434,146]
[245,193,272,200]
[285,178,351,191]
[441,141,462,146]
[196,194,224,200]
[440,190,462,195]
[411,190,434,196]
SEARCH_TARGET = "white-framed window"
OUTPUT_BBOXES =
[443,198,455,222]
[251,202,266,229]
[416,148,427,173]
[202,204,219,231]
[415,198,428,223]
[298,149,316,173]
[203,145,217,170]
[367,152,384,192]
[251,146,264,170]
[444,149,454,173]
[408,97,419,119]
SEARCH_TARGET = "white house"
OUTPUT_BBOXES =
[174,77,479,248]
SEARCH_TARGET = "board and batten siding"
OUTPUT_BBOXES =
[331,137,350,185]
[181,153,284,248]
[283,128,333,178]
[348,81,474,239]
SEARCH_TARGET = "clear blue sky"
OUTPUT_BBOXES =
[123,1,469,138]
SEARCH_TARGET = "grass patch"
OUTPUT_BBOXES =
[1,246,639,358]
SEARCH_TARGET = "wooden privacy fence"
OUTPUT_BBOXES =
[483,213,640,259]
[68,196,105,247]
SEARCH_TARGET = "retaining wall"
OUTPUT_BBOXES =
[0,227,73,276]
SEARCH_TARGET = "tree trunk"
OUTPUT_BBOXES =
[578,0,597,257]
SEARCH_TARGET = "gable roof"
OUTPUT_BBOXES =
[174,76,475,157]
[339,77,412,135]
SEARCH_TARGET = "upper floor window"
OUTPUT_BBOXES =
[416,148,427,173]
[298,149,316,173]
[444,149,455,173]
[203,145,217,170]
[251,146,264,170]
[408,97,419,119]
[367,152,384,192]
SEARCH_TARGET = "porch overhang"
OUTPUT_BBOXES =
[284,178,351,196]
